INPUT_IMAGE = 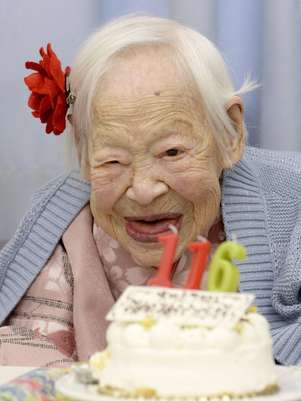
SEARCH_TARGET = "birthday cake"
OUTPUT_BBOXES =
[88,286,278,399]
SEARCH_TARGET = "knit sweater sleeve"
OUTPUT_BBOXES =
[270,207,301,365]
[248,148,301,365]
[223,147,301,366]
[0,171,90,326]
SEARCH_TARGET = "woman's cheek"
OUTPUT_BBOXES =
[165,170,219,202]
[160,154,220,200]
[90,169,131,212]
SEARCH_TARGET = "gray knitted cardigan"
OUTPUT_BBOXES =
[1,146,301,365]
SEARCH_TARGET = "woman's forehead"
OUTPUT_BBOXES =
[95,89,202,120]
[90,47,207,145]
[96,45,198,104]
[92,89,206,145]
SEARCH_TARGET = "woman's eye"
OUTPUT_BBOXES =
[104,160,120,165]
[164,148,183,157]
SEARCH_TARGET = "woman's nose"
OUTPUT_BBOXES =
[126,172,168,205]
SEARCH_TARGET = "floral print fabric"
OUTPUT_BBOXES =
[93,219,225,297]
[0,245,76,367]
[0,217,225,399]
[0,215,225,367]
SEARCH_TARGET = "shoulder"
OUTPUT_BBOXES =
[242,146,301,198]
[31,170,91,206]
[0,171,91,325]
[244,146,301,172]
[5,169,91,257]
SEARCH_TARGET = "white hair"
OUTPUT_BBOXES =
[65,14,257,170]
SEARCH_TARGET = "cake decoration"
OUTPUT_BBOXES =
[106,286,254,328]
[57,229,278,400]
[147,225,246,292]
[92,231,278,400]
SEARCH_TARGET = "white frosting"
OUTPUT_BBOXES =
[94,312,277,397]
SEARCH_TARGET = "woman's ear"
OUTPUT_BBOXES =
[224,96,245,168]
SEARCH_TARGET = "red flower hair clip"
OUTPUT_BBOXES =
[24,43,75,135]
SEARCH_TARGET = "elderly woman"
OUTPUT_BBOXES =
[0,14,300,367]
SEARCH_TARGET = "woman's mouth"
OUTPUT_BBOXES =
[125,213,182,243]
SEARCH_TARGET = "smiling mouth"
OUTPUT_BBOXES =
[125,213,182,243]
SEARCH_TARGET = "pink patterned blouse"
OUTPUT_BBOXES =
[0,218,225,367]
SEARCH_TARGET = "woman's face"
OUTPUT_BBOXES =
[88,47,227,267]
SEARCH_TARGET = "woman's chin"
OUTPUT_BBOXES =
[130,248,163,268]
[127,239,186,268]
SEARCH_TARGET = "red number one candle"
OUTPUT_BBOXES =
[147,225,178,288]
[184,236,211,290]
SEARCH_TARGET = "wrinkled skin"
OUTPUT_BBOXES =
[85,46,243,267]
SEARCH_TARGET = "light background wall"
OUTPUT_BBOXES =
[1,0,301,243]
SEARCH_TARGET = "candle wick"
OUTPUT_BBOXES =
[197,235,208,243]
[168,224,178,234]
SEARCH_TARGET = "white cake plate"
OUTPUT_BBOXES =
[55,366,301,401]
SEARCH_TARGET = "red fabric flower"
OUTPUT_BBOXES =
[24,43,71,135]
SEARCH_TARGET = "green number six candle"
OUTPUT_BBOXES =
[207,240,247,292]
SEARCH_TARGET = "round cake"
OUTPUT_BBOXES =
[89,286,278,399]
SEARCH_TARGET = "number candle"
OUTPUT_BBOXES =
[184,237,211,290]
[207,240,246,292]
[147,225,178,288]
